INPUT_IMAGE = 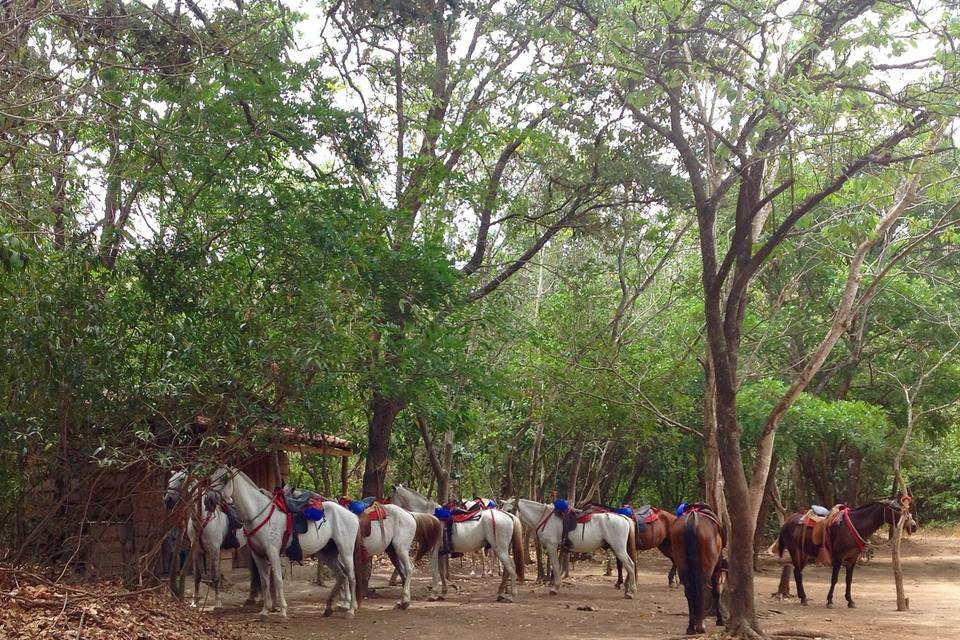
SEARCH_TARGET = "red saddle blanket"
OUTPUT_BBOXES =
[576,513,594,524]
[365,506,387,521]
[642,508,660,524]
[452,511,483,523]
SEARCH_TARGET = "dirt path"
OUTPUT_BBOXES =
[210,534,960,639]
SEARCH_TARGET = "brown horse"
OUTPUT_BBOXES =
[670,504,724,635]
[615,507,678,589]
[775,498,917,608]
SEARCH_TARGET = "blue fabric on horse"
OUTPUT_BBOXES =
[348,500,366,515]
[553,499,570,513]
[615,506,634,517]
[675,502,688,517]
[435,507,452,520]
[487,500,497,509]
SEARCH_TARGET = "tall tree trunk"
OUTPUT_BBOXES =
[703,351,727,526]
[361,392,405,498]
[567,433,585,504]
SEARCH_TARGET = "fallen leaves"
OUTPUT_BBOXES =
[0,567,260,640]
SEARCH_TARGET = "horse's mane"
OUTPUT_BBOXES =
[850,498,900,514]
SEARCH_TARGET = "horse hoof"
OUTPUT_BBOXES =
[624,592,634,600]
[427,594,439,602]
[395,601,410,610]
[280,613,288,621]
[826,602,834,609]
[686,628,697,636]
[801,600,808,606]
[243,599,257,607]
[259,613,270,622]
[345,610,355,620]
[549,589,558,596]
[848,602,857,609]
[614,584,622,590]
[323,609,333,618]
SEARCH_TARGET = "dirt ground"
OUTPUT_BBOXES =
[208,533,960,639]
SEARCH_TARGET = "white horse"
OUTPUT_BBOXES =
[504,498,637,598]
[389,485,524,602]
[356,502,441,609]
[164,470,257,609]
[210,466,360,620]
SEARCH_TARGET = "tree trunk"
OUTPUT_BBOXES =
[361,392,405,498]
[438,431,453,504]
[703,351,727,526]
[567,433,585,504]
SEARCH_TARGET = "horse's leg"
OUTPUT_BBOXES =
[427,546,443,601]
[265,547,287,620]
[826,562,841,608]
[546,544,562,595]
[389,567,401,586]
[844,561,856,608]
[712,564,724,627]
[668,562,677,587]
[250,552,272,621]
[794,562,808,605]
[396,546,415,610]
[610,535,636,599]
[683,575,697,635]
[212,551,223,610]
[245,564,261,607]
[494,538,516,603]
[192,551,203,608]
[323,557,346,618]
[615,558,623,590]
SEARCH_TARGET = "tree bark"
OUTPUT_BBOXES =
[361,392,405,498]
[567,433,585,504]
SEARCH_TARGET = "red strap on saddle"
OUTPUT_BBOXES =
[367,503,387,521]
[576,513,594,524]
[244,488,292,556]
[643,508,660,524]
[686,506,721,530]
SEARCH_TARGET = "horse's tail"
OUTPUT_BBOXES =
[510,513,525,583]
[412,513,442,563]
[776,523,788,558]
[352,522,365,605]
[683,514,704,622]
[627,516,639,570]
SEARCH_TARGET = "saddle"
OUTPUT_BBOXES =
[681,502,725,545]
[281,487,328,563]
[435,501,490,557]
[358,503,388,539]
[554,503,610,549]
[633,505,659,533]
[221,502,244,550]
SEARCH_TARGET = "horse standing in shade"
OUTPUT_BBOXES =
[615,506,678,589]
[210,466,361,621]
[504,498,638,598]
[669,504,724,635]
[349,500,442,609]
[389,485,524,602]
[775,498,917,608]
[164,470,259,610]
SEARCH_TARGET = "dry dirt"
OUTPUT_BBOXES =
[208,533,960,639]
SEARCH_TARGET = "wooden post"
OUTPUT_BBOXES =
[340,456,349,497]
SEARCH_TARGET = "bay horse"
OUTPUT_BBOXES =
[669,504,724,635]
[775,498,917,608]
[615,506,678,589]
[210,466,361,621]
[389,485,524,602]
[164,469,259,610]
[504,498,638,598]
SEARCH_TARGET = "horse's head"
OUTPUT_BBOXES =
[500,498,516,513]
[389,484,408,508]
[880,497,918,534]
[209,466,237,502]
[164,469,187,509]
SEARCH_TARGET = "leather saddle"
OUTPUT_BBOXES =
[633,505,658,533]
[281,487,328,563]
[358,503,387,539]
[555,503,609,549]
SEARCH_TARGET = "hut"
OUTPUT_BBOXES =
[32,418,352,583]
